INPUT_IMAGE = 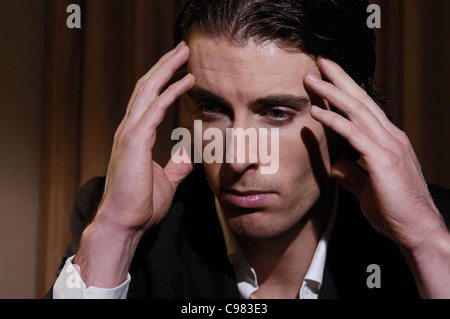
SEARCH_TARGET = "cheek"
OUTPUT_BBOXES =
[277,130,311,184]
[278,120,332,184]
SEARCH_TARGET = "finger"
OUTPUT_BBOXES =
[316,57,392,128]
[305,73,392,143]
[113,41,185,144]
[133,41,186,101]
[142,43,190,96]
[310,105,381,159]
[137,73,195,136]
[141,41,186,84]
[164,146,194,189]
[125,44,190,128]
[330,157,367,199]
[122,42,185,126]
[312,58,409,145]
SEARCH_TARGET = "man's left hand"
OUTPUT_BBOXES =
[304,57,450,298]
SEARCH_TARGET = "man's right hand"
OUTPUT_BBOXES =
[73,41,195,288]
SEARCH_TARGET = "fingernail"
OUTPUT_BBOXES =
[311,105,323,113]
[175,41,185,51]
[185,73,195,81]
[308,73,321,82]
[318,56,330,64]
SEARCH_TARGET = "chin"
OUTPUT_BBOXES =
[226,209,302,240]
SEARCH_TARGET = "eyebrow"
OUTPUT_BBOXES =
[252,95,310,110]
[188,86,310,110]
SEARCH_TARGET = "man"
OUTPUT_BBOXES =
[49,0,450,299]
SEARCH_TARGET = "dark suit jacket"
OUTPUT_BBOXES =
[47,165,450,299]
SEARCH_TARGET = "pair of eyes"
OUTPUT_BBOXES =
[194,100,298,125]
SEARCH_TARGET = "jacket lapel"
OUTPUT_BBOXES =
[173,165,240,298]
[319,187,420,299]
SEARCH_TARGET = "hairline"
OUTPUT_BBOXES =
[187,30,312,57]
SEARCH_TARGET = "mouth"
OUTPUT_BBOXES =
[221,189,277,209]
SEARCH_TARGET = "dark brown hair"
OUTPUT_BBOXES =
[173,0,381,104]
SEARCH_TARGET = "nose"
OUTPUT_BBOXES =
[223,119,260,175]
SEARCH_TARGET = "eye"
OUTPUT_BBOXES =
[262,107,294,123]
[195,100,229,120]
[267,109,289,119]
[200,102,222,114]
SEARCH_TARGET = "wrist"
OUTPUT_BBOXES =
[396,203,447,252]
[400,224,450,298]
[73,214,144,288]
[402,225,450,262]
[90,204,147,246]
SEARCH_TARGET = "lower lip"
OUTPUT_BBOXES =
[224,192,276,209]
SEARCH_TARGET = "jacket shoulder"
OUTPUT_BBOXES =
[62,177,106,267]
[128,165,238,298]
[44,177,106,298]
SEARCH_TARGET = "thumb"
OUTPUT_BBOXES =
[330,157,367,199]
[164,146,194,189]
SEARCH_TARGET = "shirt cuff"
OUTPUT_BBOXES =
[53,255,131,299]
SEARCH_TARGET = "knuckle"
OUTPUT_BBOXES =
[329,114,342,131]
[386,125,414,152]
[380,150,401,168]
[135,78,157,100]
[150,96,162,111]
[135,82,150,98]
[348,122,362,137]
[350,100,367,115]
[157,53,169,65]
[135,76,146,91]
[388,130,412,155]
[113,125,123,141]
[134,82,147,99]
[388,151,401,165]
[120,129,139,148]
[357,89,372,103]
[165,82,180,99]
[397,130,411,145]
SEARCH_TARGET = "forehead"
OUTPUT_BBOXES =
[188,35,319,102]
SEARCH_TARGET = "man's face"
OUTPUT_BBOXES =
[188,35,333,240]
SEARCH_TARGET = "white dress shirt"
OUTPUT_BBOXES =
[53,190,338,299]
[215,192,337,299]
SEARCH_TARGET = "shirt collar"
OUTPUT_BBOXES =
[303,186,338,290]
[215,197,258,298]
[215,186,338,299]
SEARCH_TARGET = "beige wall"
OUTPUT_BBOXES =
[0,1,45,298]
